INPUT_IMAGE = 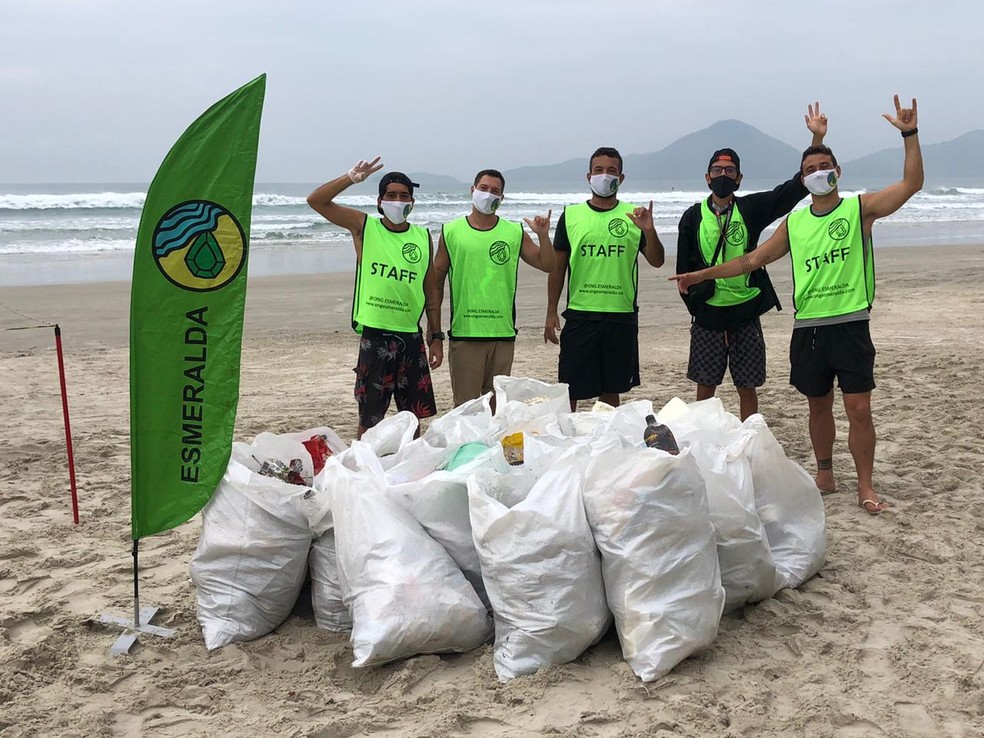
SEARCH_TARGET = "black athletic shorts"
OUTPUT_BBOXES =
[558,317,640,401]
[789,319,876,397]
[354,328,437,428]
[687,317,766,389]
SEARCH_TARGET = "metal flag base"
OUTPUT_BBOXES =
[99,605,176,656]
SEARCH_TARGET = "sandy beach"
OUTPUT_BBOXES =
[2,243,983,737]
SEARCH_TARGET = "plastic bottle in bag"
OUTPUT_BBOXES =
[643,414,679,455]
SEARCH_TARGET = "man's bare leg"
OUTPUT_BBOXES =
[736,386,759,421]
[842,391,885,512]
[599,392,621,408]
[696,384,717,401]
[808,391,837,493]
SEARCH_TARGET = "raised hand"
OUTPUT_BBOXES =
[627,200,655,231]
[523,208,552,236]
[347,156,383,183]
[882,94,918,133]
[805,101,828,138]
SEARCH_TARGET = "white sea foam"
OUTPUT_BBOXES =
[1,184,982,258]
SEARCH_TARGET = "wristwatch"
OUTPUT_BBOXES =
[430,331,445,341]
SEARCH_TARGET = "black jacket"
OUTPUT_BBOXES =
[677,171,807,330]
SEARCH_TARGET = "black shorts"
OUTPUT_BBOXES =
[354,328,437,428]
[687,317,766,389]
[789,320,876,397]
[558,317,640,401]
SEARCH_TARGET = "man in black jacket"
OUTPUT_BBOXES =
[675,103,827,419]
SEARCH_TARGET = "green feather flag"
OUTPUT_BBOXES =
[130,74,266,539]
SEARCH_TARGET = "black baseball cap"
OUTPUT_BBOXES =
[378,172,420,197]
[708,148,741,174]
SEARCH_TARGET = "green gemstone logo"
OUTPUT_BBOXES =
[726,221,746,246]
[828,218,850,241]
[489,240,509,265]
[608,218,628,238]
[402,242,422,264]
[152,200,245,292]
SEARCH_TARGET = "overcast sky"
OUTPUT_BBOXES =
[1,0,978,183]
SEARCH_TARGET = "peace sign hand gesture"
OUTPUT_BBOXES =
[882,94,918,133]
[804,101,828,138]
[347,156,383,183]
[627,201,655,232]
[523,209,552,237]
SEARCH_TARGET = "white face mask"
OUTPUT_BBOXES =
[380,199,412,225]
[471,189,501,215]
[804,169,838,196]
[589,173,620,198]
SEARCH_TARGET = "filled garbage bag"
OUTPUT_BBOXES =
[582,439,725,682]
[468,448,610,680]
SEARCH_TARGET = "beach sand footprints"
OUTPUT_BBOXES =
[893,702,939,736]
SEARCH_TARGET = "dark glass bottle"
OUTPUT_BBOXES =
[643,414,679,455]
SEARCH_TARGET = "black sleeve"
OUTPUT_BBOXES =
[553,210,570,252]
[676,204,700,274]
[739,170,809,235]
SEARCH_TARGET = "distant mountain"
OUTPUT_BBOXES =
[408,171,465,191]
[498,122,984,190]
[501,120,809,189]
[842,130,984,182]
[624,120,806,183]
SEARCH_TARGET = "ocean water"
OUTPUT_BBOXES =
[1,182,983,286]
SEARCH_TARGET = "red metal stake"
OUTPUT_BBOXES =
[54,324,79,524]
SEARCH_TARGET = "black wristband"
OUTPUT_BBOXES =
[901,127,918,138]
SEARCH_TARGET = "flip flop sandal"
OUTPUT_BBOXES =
[859,499,889,515]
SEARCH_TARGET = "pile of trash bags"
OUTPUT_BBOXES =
[189,377,826,682]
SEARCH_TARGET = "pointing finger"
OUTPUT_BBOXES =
[894,93,901,113]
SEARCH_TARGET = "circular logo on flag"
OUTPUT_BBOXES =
[402,243,422,264]
[152,200,246,292]
[608,218,628,237]
[828,218,851,241]
[489,240,510,265]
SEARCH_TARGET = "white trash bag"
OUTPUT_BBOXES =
[493,376,570,426]
[423,393,498,448]
[333,454,492,667]
[191,442,313,650]
[386,445,510,608]
[683,428,779,612]
[309,529,351,632]
[582,440,725,682]
[382,437,451,483]
[359,411,418,458]
[744,415,826,589]
[469,451,610,681]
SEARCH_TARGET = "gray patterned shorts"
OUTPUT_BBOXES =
[687,317,766,388]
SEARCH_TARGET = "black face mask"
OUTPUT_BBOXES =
[708,175,739,198]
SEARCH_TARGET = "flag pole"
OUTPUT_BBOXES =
[132,539,141,626]
[54,324,80,524]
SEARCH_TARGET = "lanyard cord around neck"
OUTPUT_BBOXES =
[708,204,733,266]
